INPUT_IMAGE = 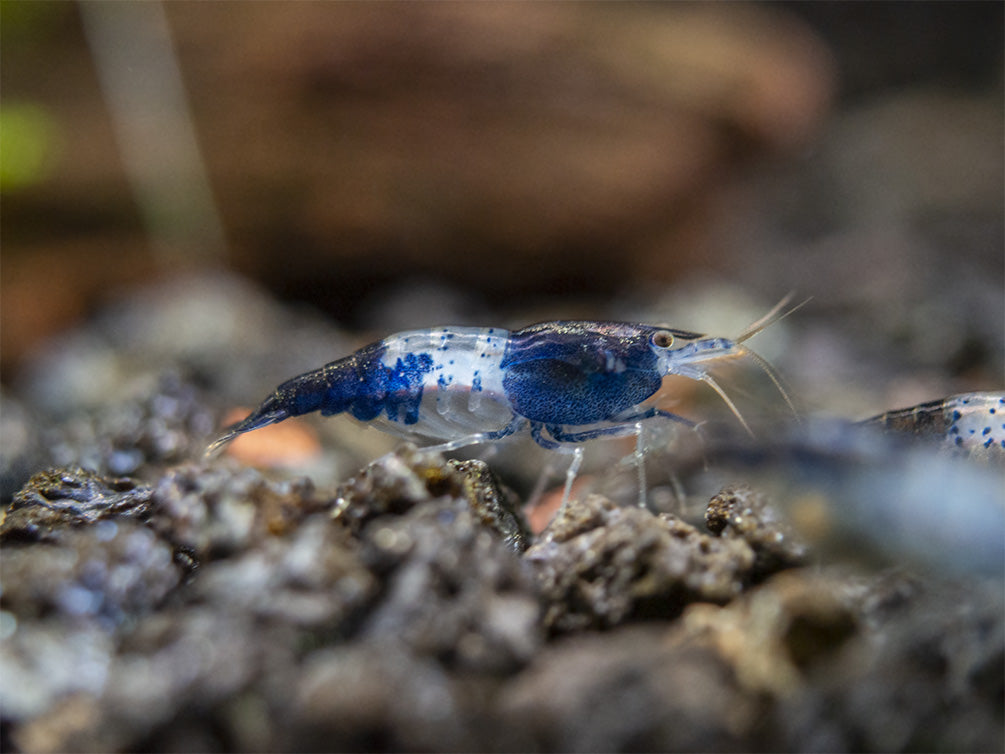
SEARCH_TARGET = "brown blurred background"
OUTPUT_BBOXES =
[2,1,1002,384]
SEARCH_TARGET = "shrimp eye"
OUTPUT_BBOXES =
[651,330,675,349]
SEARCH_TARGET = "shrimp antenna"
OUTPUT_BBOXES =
[699,373,755,437]
[731,293,808,420]
[734,292,811,345]
[737,344,800,420]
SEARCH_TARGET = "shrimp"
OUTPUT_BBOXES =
[206,297,800,507]
[675,394,1005,577]
[863,392,1005,461]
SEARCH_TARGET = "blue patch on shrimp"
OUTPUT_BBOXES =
[500,323,662,424]
[345,349,390,422]
[316,344,434,425]
[321,342,387,419]
[383,352,435,424]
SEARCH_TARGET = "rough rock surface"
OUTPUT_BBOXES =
[705,483,808,579]
[527,494,762,632]
[5,437,998,751]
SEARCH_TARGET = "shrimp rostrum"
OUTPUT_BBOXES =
[207,298,798,501]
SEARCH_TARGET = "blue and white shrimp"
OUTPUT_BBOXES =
[206,298,798,504]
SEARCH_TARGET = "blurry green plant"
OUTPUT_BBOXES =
[1,102,62,192]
